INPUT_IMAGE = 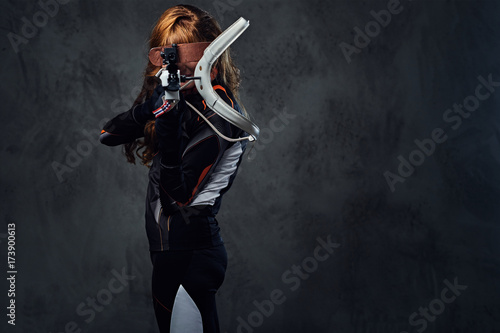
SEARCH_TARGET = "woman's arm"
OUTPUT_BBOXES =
[99,83,164,146]
[156,87,239,207]
[99,105,147,146]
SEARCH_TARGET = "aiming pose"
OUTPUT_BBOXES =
[100,5,253,332]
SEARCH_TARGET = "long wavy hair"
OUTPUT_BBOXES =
[124,4,245,167]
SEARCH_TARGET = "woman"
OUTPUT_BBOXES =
[99,5,249,332]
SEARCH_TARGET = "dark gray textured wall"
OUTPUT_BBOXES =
[1,0,499,332]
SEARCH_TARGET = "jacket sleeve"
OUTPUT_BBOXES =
[155,87,239,207]
[99,80,163,146]
[99,105,146,146]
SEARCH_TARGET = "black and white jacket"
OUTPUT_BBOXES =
[100,81,247,251]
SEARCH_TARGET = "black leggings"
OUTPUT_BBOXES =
[150,244,227,333]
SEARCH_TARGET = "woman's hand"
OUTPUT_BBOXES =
[132,80,166,124]
[148,83,167,111]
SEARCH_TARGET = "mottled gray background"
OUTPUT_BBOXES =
[1,0,499,332]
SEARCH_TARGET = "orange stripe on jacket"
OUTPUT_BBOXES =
[198,85,234,122]
[192,164,213,197]
[213,85,234,108]
[177,163,213,207]
[100,130,121,136]
[173,135,220,206]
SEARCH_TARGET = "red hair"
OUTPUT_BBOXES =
[123,4,244,167]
